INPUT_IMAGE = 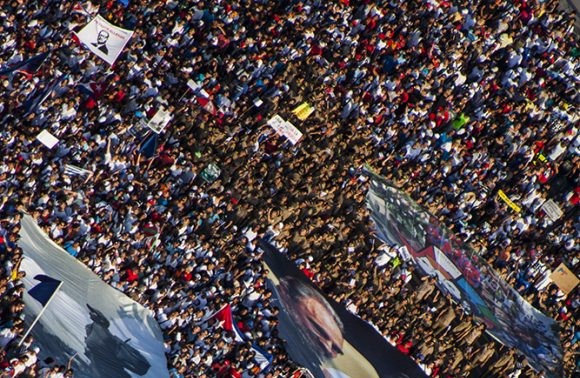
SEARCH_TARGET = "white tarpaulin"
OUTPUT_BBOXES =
[18,215,169,378]
[75,15,134,65]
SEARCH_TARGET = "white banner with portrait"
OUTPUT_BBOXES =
[18,215,169,378]
[75,15,134,65]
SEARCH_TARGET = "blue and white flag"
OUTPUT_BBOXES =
[22,74,67,115]
[28,274,61,306]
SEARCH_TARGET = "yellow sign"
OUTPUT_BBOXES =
[497,190,521,213]
[292,102,315,121]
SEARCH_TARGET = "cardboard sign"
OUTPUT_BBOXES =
[292,102,314,121]
[549,263,579,295]
[200,163,221,183]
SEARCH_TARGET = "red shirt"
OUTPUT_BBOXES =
[396,340,413,355]
[125,269,138,282]
[113,89,126,103]
[301,267,315,280]
[181,271,193,282]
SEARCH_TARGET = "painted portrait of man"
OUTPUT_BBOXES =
[272,276,379,378]
[91,30,110,55]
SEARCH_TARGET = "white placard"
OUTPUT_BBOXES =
[36,130,59,149]
[541,199,563,222]
[267,115,303,145]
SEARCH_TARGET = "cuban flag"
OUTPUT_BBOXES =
[196,95,218,116]
[64,164,92,177]
[0,52,49,79]
[208,304,239,335]
[22,73,67,115]
[208,304,273,371]
[77,81,104,100]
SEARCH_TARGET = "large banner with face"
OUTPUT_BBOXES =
[75,15,134,65]
[258,240,427,378]
[364,169,563,377]
[18,215,169,378]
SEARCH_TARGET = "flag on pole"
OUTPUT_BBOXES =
[209,304,236,333]
[138,133,159,159]
[22,74,67,115]
[28,274,61,306]
[0,52,49,79]
[19,273,63,348]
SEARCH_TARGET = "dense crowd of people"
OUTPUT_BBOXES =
[0,0,578,377]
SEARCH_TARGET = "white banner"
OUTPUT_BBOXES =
[75,15,134,65]
[18,215,169,378]
[364,169,563,377]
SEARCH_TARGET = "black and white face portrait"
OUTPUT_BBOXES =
[96,30,109,45]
